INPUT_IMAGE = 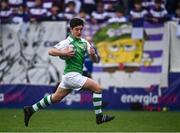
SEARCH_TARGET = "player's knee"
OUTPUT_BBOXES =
[94,87,102,94]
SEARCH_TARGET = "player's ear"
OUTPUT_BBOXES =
[70,27,73,31]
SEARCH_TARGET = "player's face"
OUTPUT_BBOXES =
[71,25,83,38]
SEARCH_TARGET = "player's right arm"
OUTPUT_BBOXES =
[48,47,65,56]
[48,40,75,57]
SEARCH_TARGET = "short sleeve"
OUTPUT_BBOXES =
[54,39,69,50]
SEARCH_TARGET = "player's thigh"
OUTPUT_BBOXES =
[83,78,102,93]
[52,87,72,102]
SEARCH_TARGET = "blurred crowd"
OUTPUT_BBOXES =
[1,0,180,24]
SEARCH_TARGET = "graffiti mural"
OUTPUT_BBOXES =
[0,22,66,85]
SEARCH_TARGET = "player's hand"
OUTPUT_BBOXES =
[89,46,99,63]
[89,46,96,56]
[63,46,75,57]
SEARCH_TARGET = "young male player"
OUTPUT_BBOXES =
[24,18,115,126]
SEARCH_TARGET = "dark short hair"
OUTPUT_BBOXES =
[70,18,84,29]
[155,0,162,4]
[134,0,142,4]
[115,5,124,13]
[67,1,76,7]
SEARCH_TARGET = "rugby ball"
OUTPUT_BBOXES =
[58,44,74,60]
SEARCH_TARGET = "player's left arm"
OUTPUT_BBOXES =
[87,41,100,63]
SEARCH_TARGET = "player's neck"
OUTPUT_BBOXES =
[70,34,81,40]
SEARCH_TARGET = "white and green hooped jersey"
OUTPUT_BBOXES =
[54,35,91,74]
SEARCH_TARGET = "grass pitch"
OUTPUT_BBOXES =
[0,109,180,132]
